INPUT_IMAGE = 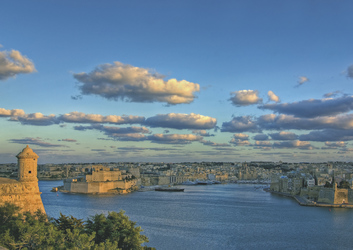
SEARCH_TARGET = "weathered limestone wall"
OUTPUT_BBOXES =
[300,186,321,200]
[334,188,348,204]
[85,171,122,182]
[318,188,335,204]
[348,190,353,202]
[63,179,137,194]
[0,180,45,213]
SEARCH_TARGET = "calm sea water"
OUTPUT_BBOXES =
[39,181,353,250]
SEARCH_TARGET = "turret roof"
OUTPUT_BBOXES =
[16,145,39,159]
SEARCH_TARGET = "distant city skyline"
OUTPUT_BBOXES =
[1,0,353,163]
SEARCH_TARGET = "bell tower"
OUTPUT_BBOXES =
[16,145,39,182]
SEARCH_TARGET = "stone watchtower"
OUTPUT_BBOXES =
[0,145,45,214]
[17,145,39,182]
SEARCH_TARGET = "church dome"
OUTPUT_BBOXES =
[16,145,39,159]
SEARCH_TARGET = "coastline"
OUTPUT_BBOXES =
[265,188,353,208]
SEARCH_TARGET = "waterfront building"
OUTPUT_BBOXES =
[62,165,138,194]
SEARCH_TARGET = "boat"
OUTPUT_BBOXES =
[181,180,197,185]
[195,180,213,185]
[155,187,184,192]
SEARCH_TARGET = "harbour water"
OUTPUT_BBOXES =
[40,181,353,250]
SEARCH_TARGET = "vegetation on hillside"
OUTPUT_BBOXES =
[0,203,155,250]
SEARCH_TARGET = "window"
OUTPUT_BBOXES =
[29,171,31,174]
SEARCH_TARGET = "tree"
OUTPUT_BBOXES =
[0,203,154,250]
[85,210,151,250]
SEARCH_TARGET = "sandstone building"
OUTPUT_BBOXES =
[62,165,137,194]
[0,146,45,214]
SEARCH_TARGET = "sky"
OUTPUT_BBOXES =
[1,0,353,164]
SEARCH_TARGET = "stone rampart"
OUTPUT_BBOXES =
[0,179,45,213]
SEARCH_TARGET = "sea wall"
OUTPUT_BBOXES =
[63,179,137,194]
[0,180,45,213]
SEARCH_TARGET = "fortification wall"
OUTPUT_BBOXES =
[0,181,45,213]
[318,188,335,204]
[334,188,348,204]
[64,180,136,194]
[348,190,353,202]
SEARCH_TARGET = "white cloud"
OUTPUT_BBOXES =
[273,140,313,150]
[148,134,203,144]
[145,113,217,130]
[298,76,309,86]
[0,50,36,80]
[230,138,250,146]
[267,90,280,103]
[232,133,249,140]
[192,130,214,137]
[11,112,58,126]
[60,111,145,124]
[73,61,200,105]
[229,90,262,106]
[221,116,260,133]
[254,141,272,146]
[0,108,25,117]
[324,141,346,148]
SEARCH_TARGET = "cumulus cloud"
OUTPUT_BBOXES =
[73,61,200,105]
[12,113,59,126]
[267,91,280,103]
[192,130,214,137]
[9,137,63,147]
[273,140,313,150]
[297,76,309,86]
[0,50,36,80]
[74,124,150,141]
[221,116,260,133]
[260,96,353,118]
[258,113,353,131]
[232,133,249,141]
[269,131,298,140]
[229,90,262,106]
[347,65,353,79]
[230,138,251,146]
[0,108,58,126]
[0,108,25,117]
[145,113,216,130]
[148,134,203,144]
[223,113,353,134]
[325,141,346,147]
[253,134,268,141]
[99,125,150,135]
[59,111,145,124]
[299,129,353,142]
[323,141,346,149]
[254,141,272,146]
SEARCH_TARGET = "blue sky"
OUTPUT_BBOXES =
[1,0,353,163]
